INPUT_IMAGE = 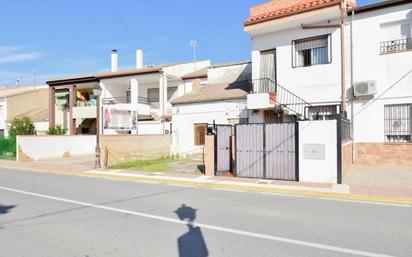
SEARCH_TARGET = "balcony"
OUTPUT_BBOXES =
[102,96,152,116]
[380,38,412,54]
[72,100,97,119]
[247,78,312,120]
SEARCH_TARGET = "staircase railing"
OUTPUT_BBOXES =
[252,78,313,120]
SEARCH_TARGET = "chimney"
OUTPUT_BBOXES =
[111,49,118,72]
[192,79,202,93]
[136,49,144,69]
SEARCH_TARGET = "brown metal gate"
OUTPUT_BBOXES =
[235,123,298,180]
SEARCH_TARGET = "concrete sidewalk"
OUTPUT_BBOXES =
[1,159,412,205]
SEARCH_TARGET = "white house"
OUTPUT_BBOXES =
[171,61,252,156]
[244,0,412,164]
[46,50,210,136]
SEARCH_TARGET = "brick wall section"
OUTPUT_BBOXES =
[342,142,353,179]
[355,143,412,166]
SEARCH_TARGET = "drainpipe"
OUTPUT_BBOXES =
[350,9,356,163]
[340,0,348,115]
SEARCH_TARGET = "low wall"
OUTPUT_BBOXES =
[342,142,353,179]
[298,120,338,183]
[355,143,412,166]
[17,135,96,161]
[100,134,172,167]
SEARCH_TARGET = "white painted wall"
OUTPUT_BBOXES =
[351,4,412,142]
[208,63,252,85]
[298,120,337,184]
[251,25,342,103]
[172,100,248,155]
[34,121,49,135]
[0,99,6,133]
[17,135,96,161]
[248,3,412,143]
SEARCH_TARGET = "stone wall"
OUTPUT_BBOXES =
[100,134,172,167]
[355,143,412,166]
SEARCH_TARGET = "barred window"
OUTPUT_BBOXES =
[384,104,412,142]
[307,105,339,120]
[292,35,332,67]
[147,88,159,102]
[194,123,208,146]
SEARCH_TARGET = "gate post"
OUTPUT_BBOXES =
[204,135,215,176]
[263,124,267,179]
[295,122,300,182]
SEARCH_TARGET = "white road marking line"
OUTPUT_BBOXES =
[0,186,395,257]
[211,188,246,193]
[258,191,412,208]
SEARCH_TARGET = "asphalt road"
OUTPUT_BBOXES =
[0,168,411,257]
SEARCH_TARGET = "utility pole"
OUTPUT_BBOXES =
[189,40,197,70]
[32,69,37,88]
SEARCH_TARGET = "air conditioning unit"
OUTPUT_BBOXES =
[354,81,377,97]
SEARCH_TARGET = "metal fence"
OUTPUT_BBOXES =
[0,137,16,160]
[380,38,412,54]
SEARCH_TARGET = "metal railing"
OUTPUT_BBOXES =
[252,78,313,120]
[102,96,150,105]
[380,38,412,54]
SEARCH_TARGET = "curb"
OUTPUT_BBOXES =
[84,170,412,206]
[1,164,411,206]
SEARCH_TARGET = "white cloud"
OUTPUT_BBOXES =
[0,53,42,64]
[0,45,43,64]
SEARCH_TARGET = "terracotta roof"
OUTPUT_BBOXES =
[245,0,349,26]
[171,80,252,105]
[181,69,208,80]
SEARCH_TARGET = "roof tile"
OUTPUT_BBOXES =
[245,0,352,26]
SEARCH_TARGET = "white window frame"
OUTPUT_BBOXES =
[292,34,332,68]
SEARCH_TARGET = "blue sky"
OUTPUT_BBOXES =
[0,0,379,85]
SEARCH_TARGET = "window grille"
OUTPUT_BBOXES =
[307,105,339,120]
[384,104,412,142]
[292,35,331,67]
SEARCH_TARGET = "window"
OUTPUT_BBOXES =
[380,21,412,54]
[292,35,331,67]
[194,123,208,146]
[384,104,411,142]
[147,88,159,102]
[147,87,179,102]
[168,87,178,101]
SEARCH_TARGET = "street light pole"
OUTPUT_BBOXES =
[93,83,102,169]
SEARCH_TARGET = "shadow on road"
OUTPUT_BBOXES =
[175,204,209,257]
[0,204,16,215]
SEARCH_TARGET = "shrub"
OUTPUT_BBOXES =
[8,116,36,136]
[47,125,68,135]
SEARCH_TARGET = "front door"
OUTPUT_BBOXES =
[260,49,277,92]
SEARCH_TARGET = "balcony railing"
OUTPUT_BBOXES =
[102,96,150,105]
[252,78,313,120]
[380,38,412,54]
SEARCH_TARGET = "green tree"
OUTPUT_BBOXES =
[47,125,68,135]
[8,116,36,136]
